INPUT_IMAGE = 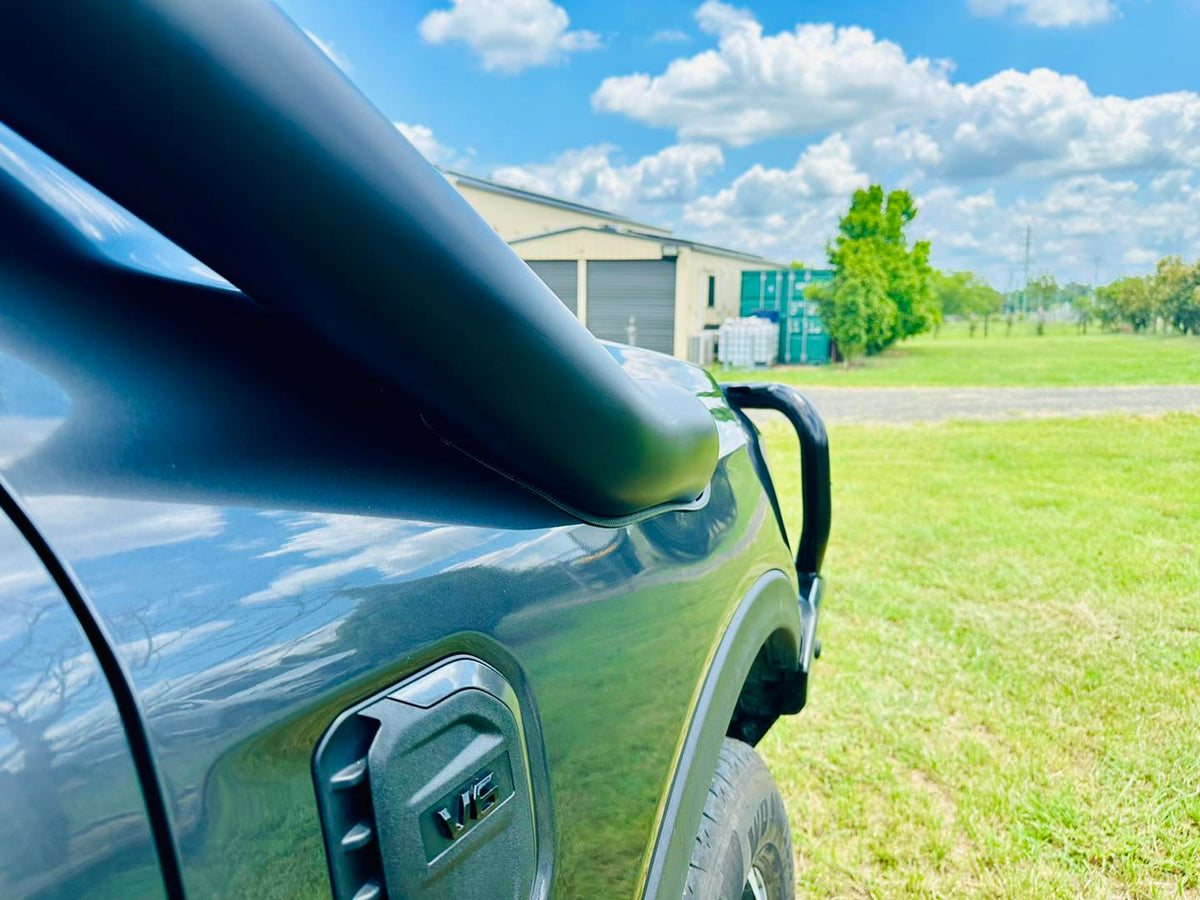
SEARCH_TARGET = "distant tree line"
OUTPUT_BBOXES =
[1004,275,1090,314]
[929,258,1200,340]
[930,270,1005,336]
[997,260,1200,334]
[1088,257,1200,334]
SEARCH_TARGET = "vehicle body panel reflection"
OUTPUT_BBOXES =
[0,514,164,899]
[0,127,796,897]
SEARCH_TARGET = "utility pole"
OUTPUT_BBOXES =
[1021,223,1032,314]
[1092,256,1101,287]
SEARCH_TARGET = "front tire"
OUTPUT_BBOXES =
[683,738,794,900]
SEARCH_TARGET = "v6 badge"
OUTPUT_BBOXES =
[435,769,502,840]
[421,753,515,858]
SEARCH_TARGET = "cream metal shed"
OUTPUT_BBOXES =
[444,169,785,360]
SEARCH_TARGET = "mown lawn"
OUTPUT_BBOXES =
[759,413,1200,898]
[717,322,1200,388]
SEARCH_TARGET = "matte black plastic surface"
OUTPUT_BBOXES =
[0,0,717,519]
[313,713,386,900]
[723,383,832,578]
[314,658,537,900]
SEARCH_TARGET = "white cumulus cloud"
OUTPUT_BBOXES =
[591,2,1200,181]
[419,0,601,74]
[685,135,867,226]
[592,2,954,145]
[680,136,870,264]
[491,142,725,213]
[934,70,1200,179]
[849,69,1200,182]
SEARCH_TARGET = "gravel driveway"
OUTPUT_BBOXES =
[782,385,1200,425]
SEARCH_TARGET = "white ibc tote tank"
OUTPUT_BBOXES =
[718,317,778,368]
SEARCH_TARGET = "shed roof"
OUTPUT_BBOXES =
[510,224,784,266]
[440,168,670,234]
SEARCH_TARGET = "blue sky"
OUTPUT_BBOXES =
[280,0,1200,287]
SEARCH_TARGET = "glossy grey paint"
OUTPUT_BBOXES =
[0,131,798,897]
[0,512,164,899]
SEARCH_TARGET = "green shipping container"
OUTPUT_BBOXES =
[739,270,784,314]
[740,269,834,364]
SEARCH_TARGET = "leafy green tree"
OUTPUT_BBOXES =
[810,247,895,364]
[1073,291,1098,333]
[933,270,1003,317]
[932,270,1003,336]
[821,185,935,357]
[1097,275,1156,331]
[1060,281,1090,305]
[1094,292,1123,331]
[1154,256,1200,334]
[932,271,972,317]
[1025,273,1059,311]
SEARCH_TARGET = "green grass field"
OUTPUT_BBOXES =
[758,414,1200,898]
[717,322,1200,388]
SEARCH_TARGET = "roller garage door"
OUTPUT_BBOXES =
[586,259,676,355]
[526,260,577,315]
